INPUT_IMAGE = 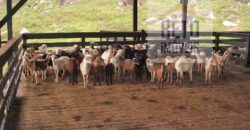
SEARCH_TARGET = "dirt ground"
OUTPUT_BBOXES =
[6,64,250,130]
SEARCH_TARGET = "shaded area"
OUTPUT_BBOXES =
[6,64,250,130]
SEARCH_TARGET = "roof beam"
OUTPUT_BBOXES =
[0,0,27,28]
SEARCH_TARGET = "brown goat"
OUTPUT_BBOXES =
[123,58,139,83]
[26,59,48,85]
[155,64,164,88]
[66,58,78,85]
[92,56,105,86]
[165,63,175,84]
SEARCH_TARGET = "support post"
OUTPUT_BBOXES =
[0,65,2,79]
[181,0,188,39]
[7,0,13,40]
[133,0,138,32]
[0,29,2,47]
[246,35,250,67]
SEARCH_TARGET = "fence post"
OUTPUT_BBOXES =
[81,37,85,48]
[246,35,250,67]
[0,64,2,79]
[214,32,220,51]
[23,37,27,50]
[141,30,146,43]
[0,28,2,47]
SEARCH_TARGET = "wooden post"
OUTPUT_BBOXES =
[141,30,146,43]
[133,0,138,32]
[23,37,27,50]
[0,65,2,79]
[7,0,13,40]
[214,32,220,51]
[0,28,2,47]
[246,35,250,67]
[181,0,188,39]
[81,37,85,48]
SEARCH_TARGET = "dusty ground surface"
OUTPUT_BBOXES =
[6,64,250,130]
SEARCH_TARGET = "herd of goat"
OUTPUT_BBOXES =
[21,43,238,88]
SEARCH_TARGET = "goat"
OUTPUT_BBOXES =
[35,44,48,54]
[80,53,93,88]
[56,44,81,56]
[191,51,206,73]
[26,58,48,85]
[66,58,78,85]
[205,57,217,83]
[165,56,179,84]
[111,49,125,80]
[22,51,31,78]
[123,58,140,83]
[105,63,114,86]
[155,64,164,88]
[146,58,165,82]
[212,46,237,78]
[175,55,196,84]
[134,49,148,80]
[51,55,70,83]
[122,44,134,59]
[101,47,116,65]
[92,55,105,86]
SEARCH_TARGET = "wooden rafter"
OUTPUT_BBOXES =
[0,0,27,28]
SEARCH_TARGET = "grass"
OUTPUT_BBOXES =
[0,0,249,44]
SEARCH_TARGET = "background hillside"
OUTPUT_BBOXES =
[0,0,250,41]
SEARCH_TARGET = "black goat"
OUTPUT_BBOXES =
[105,63,114,86]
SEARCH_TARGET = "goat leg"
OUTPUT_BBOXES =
[60,69,65,80]
[93,73,96,86]
[189,70,193,84]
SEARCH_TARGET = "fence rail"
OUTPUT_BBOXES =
[0,35,23,130]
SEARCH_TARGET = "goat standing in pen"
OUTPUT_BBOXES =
[191,51,206,74]
[92,55,105,86]
[80,53,93,88]
[123,58,140,83]
[51,55,70,83]
[213,46,238,78]
[175,56,196,84]
[165,56,179,84]
[155,64,165,88]
[111,49,125,80]
[66,58,78,85]
[205,56,217,83]
[26,58,48,85]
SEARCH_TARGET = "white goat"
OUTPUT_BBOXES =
[56,44,80,55]
[80,53,93,88]
[22,52,30,78]
[111,49,125,80]
[205,56,217,83]
[101,47,116,65]
[51,55,70,83]
[191,51,206,73]
[81,48,99,57]
[175,56,196,84]
[36,44,48,54]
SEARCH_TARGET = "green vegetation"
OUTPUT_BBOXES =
[0,0,249,40]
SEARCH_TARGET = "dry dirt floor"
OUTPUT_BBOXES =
[6,64,250,130]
